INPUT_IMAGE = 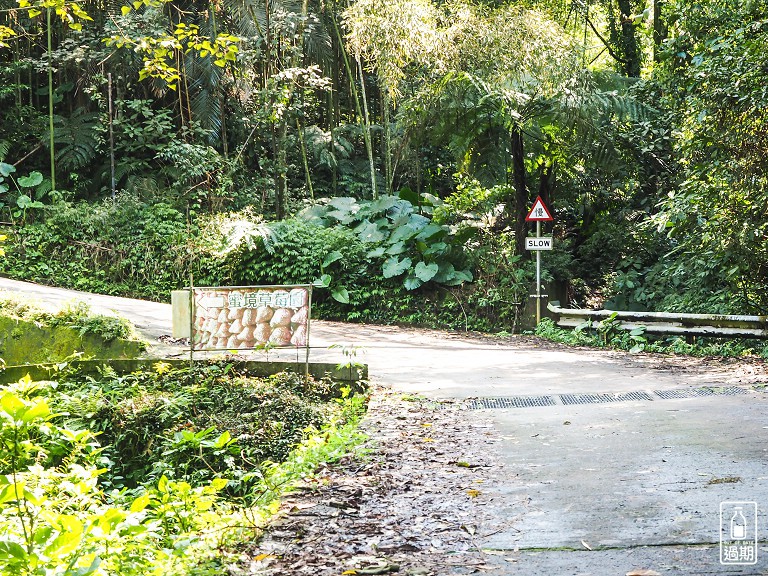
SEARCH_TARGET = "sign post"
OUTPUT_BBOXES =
[525,196,554,324]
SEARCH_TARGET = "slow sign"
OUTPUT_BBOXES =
[526,237,553,251]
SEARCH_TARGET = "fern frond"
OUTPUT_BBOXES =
[50,108,103,170]
[0,140,10,162]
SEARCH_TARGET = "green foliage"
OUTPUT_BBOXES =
[0,376,235,576]
[0,195,212,300]
[0,367,368,575]
[649,0,768,313]
[50,108,103,171]
[53,364,355,499]
[299,192,473,291]
[0,163,52,225]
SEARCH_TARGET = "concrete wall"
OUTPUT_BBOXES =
[0,316,145,365]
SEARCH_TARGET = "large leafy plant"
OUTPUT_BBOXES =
[300,191,473,294]
[0,163,51,224]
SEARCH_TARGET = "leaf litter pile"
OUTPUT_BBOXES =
[233,386,513,575]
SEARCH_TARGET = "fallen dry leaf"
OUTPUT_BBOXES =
[241,385,505,576]
[626,570,661,576]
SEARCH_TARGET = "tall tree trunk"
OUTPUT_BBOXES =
[275,120,287,218]
[330,11,376,197]
[297,118,314,200]
[617,0,641,77]
[382,89,392,195]
[47,8,55,191]
[356,56,377,199]
[510,129,528,257]
[652,0,665,65]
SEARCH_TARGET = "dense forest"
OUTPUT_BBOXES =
[0,0,766,331]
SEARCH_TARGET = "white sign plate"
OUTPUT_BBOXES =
[526,237,553,250]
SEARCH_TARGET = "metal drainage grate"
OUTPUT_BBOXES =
[560,391,655,405]
[466,396,557,409]
[654,386,750,400]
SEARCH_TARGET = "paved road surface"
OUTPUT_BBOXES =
[1,276,767,574]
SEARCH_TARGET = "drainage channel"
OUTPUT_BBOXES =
[464,385,750,410]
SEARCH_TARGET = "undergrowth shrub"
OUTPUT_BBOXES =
[0,194,217,300]
[52,364,353,498]
[0,372,368,575]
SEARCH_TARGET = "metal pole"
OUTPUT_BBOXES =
[536,221,541,324]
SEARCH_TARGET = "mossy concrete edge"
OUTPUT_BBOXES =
[0,358,368,384]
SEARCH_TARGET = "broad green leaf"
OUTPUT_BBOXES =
[385,241,407,255]
[368,195,400,214]
[130,493,151,513]
[328,196,359,220]
[0,163,15,177]
[0,392,25,421]
[416,223,445,241]
[414,261,439,282]
[382,256,412,278]
[20,399,50,423]
[432,262,455,284]
[44,515,83,558]
[298,204,329,223]
[16,171,43,188]
[213,430,231,448]
[356,220,387,243]
[0,482,24,504]
[423,242,448,256]
[210,477,228,490]
[420,192,442,207]
[398,186,419,205]
[313,274,332,288]
[366,246,386,258]
[121,5,131,15]
[389,225,419,244]
[322,250,343,268]
[33,526,53,546]
[0,541,27,561]
[331,287,350,303]
[403,274,423,290]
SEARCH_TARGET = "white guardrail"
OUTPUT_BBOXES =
[547,302,768,339]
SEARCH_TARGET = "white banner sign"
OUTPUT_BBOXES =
[526,237,553,251]
[191,286,311,351]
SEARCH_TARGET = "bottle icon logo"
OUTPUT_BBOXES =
[731,507,747,540]
[720,501,758,565]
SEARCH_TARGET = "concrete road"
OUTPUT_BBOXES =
[1,276,767,574]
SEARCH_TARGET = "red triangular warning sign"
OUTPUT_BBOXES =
[525,196,553,222]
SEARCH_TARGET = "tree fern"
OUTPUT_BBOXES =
[49,108,103,170]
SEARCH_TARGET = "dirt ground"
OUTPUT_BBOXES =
[231,386,512,576]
